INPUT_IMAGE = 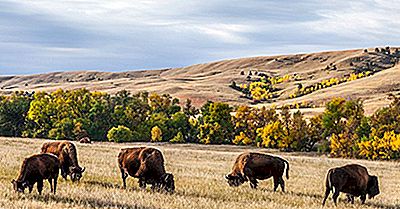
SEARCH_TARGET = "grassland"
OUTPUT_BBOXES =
[2,48,400,115]
[1,137,399,209]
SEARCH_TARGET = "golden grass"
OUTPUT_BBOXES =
[2,48,400,115]
[1,137,399,209]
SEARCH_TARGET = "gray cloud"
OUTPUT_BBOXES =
[0,0,399,75]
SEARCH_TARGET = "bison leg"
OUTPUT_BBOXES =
[360,195,366,204]
[61,169,68,180]
[28,184,33,193]
[48,179,53,193]
[332,188,340,206]
[249,178,258,189]
[138,178,146,190]
[346,194,354,204]
[53,177,57,194]
[278,177,285,192]
[322,186,330,206]
[120,168,128,189]
[37,180,43,195]
[273,176,279,192]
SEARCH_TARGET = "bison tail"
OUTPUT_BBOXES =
[283,159,289,180]
[326,169,333,190]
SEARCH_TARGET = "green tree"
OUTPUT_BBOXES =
[107,125,133,142]
[199,102,233,144]
[0,92,32,137]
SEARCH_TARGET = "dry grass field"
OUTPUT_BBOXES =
[2,48,400,115]
[1,137,400,209]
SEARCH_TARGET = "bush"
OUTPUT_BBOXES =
[170,132,185,143]
[151,126,162,142]
[107,125,132,142]
[233,132,253,145]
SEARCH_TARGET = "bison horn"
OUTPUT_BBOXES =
[225,175,230,180]
[81,167,85,172]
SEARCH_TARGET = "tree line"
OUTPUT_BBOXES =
[1,89,400,160]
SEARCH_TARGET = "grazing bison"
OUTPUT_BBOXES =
[41,141,85,182]
[118,147,175,193]
[79,137,91,144]
[225,152,289,191]
[322,164,380,206]
[12,153,59,194]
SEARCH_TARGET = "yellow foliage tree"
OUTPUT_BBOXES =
[330,132,358,158]
[358,131,400,159]
[256,121,284,148]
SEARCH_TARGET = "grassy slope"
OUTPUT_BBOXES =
[1,48,400,114]
[1,137,399,209]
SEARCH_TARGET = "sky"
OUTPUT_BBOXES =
[1,0,400,75]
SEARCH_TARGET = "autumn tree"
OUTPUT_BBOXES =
[199,102,233,144]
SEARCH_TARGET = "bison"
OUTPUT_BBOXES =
[118,147,175,193]
[225,152,289,191]
[322,164,380,206]
[41,141,85,182]
[79,137,91,144]
[12,153,60,195]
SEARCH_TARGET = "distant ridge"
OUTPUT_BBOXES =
[1,47,400,115]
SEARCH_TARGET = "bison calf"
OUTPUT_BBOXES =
[225,152,289,191]
[322,164,380,206]
[118,147,175,193]
[41,141,85,182]
[12,153,60,195]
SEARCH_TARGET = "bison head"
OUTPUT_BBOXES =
[225,173,246,187]
[367,175,380,199]
[160,173,175,193]
[11,179,28,193]
[70,166,85,182]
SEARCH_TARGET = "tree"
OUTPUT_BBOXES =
[183,99,199,118]
[233,105,257,144]
[169,112,191,141]
[307,114,325,151]
[284,110,309,151]
[256,121,284,148]
[198,102,233,144]
[0,92,32,137]
[322,98,346,137]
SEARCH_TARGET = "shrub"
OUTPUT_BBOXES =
[233,132,253,145]
[151,126,163,142]
[107,125,132,143]
[170,131,185,143]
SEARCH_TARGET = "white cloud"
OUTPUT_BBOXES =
[1,0,400,74]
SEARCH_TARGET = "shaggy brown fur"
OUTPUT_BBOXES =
[322,164,380,206]
[41,141,85,181]
[118,147,175,193]
[225,152,289,191]
[12,153,59,195]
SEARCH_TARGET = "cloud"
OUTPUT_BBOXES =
[0,0,400,75]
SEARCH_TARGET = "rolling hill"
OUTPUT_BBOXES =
[1,47,400,115]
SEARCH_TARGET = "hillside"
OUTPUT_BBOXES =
[1,47,400,114]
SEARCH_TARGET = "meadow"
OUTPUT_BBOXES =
[1,137,399,209]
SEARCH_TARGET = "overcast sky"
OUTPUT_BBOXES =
[1,0,399,75]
